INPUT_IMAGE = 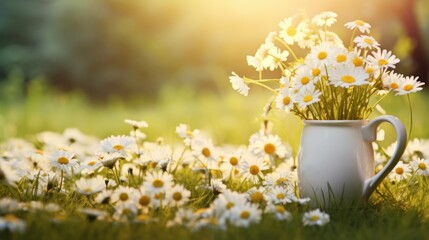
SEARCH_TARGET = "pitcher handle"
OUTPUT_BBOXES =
[361,115,407,201]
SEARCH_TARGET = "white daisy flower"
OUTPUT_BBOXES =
[307,42,336,65]
[142,171,174,195]
[75,176,106,195]
[211,190,247,219]
[166,184,191,207]
[302,209,330,226]
[367,49,400,69]
[292,65,316,89]
[318,30,343,47]
[410,158,429,176]
[135,186,152,208]
[0,161,20,187]
[250,134,289,159]
[94,189,113,204]
[49,150,78,175]
[124,119,148,129]
[263,171,294,188]
[0,214,26,233]
[312,11,337,27]
[246,186,267,204]
[120,163,139,178]
[100,135,134,156]
[295,84,322,108]
[275,87,294,112]
[78,157,103,175]
[209,178,227,194]
[111,186,137,204]
[329,65,369,88]
[246,43,276,71]
[228,202,262,227]
[345,19,371,33]
[382,71,404,91]
[239,152,269,184]
[266,186,295,205]
[395,76,425,95]
[191,137,219,170]
[279,16,305,45]
[266,203,293,221]
[229,72,250,96]
[389,161,412,182]
[354,35,380,49]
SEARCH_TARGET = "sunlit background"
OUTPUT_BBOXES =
[0,0,428,148]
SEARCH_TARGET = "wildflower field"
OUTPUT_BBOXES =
[0,80,428,240]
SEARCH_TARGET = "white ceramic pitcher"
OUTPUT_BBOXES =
[297,115,407,207]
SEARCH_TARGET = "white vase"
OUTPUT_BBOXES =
[297,115,407,207]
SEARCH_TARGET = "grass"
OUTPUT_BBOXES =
[1,79,429,239]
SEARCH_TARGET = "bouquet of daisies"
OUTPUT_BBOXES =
[229,11,425,120]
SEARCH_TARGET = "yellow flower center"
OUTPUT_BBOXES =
[310,215,320,221]
[113,144,124,151]
[336,54,347,63]
[276,177,288,185]
[418,163,426,170]
[154,193,164,200]
[276,193,285,199]
[390,82,399,89]
[240,211,250,219]
[139,195,151,206]
[287,27,297,36]
[395,167,404,175]
[173,192,183,201]
[119,193,129,201]
[264,143,276,155]
[57,157,69,165]
[249,165,260,175]
[317,51,327,60]
[378,59,389,66]
[275,205,286,214]
[355,20,365,26]
[229,157,239,166]
[3,214,18,222]
[202,147,211,158]
[364,37,373,45]
[88,161,96,166]
[300,76,310,85]
[283,96,291,105]
[366,67,375,74]
[226,202,234,209]
[341,75,356,84]
[251,192,264,203]
[303,95,313,103]
[153,179,164,188]
[353,57,363,67]
[403,84,413,91]
[312,68,321,77]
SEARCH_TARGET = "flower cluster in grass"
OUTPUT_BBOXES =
[230,11,425,120]
[0,119,332,233]
[0,120,429,233]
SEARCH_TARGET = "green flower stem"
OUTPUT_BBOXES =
[275,37,299,61]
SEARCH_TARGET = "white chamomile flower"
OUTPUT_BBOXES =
[211,190,247,218]
[266,186,295,205]
[239,152,269,184]
[209,178,227,194]
[246,186,267,204]
[292,66,316,89]
[389,161,412,182]
[251,134,288,159]
[124,119,148,129]
[345,19,371,33]
[275,87,294,112]
[143,171,174,195]
[382,72,404,91]
[263,171,293,188]
[312,11,337,27]
[228,202,262,227]
[279,16,305,45]
[95,189,113,204]
[395,76,425,95]
[410,158,429,176]
[354,35,380,49]
[266,203,293,221]
[246,43,276,71]
[49,150,78,175]
[111,186,137,204]
[75,176,106,195]
[329,65,369,88]
[295,84,322,108]
[367,49,400,69]
[100,135,134,156]
[191,137,219,170]
[135,186,152,208]
[0,214,26,232]
[307,42,336,65]
[166,184,191,207]
[302,209,330,226]
[229,72,250,96]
